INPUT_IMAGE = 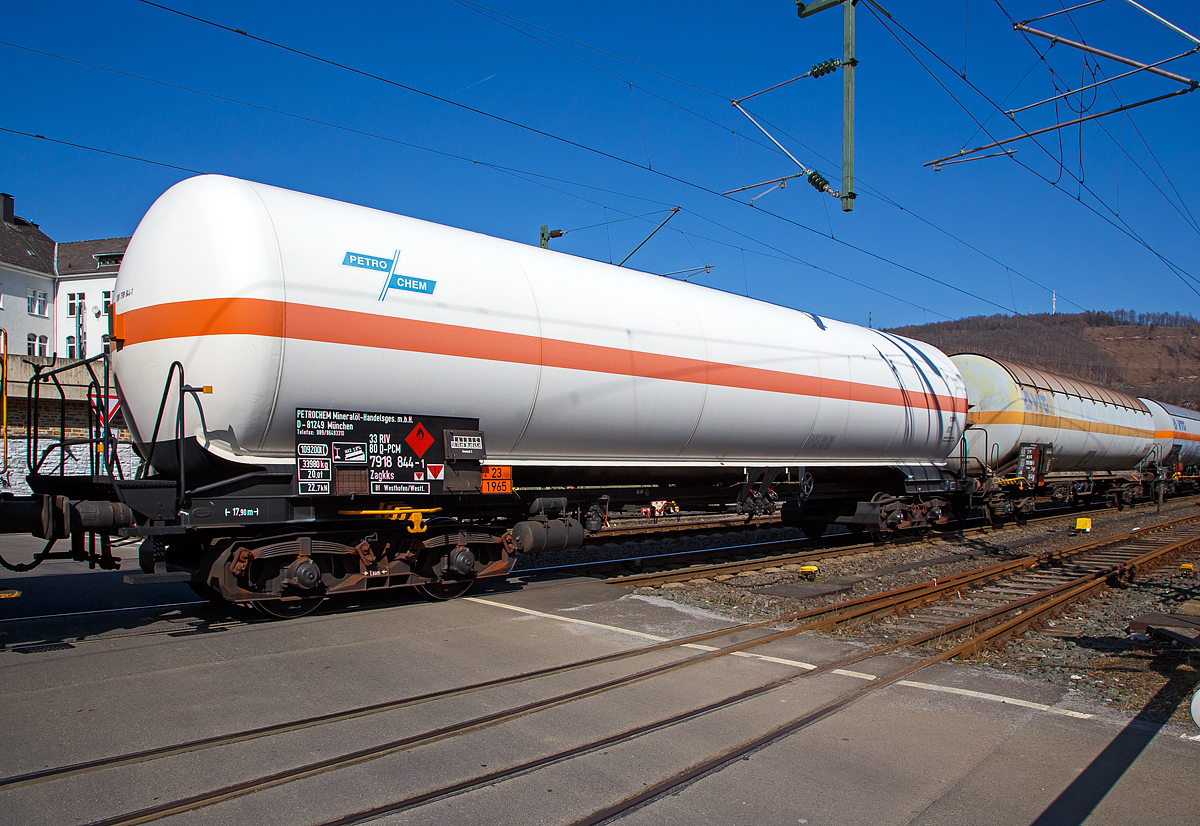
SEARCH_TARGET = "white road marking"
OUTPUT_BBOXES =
[466,597,1107,715]
[467,597,875,678]
[897,679,1094,718]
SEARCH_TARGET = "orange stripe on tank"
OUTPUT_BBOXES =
[1155,429,1200,442]
[117,296,284,342]
[114,298,968,414]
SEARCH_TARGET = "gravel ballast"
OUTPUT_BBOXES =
[617,498,1200,734]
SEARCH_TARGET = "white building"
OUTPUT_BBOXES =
[0,193,57,357]
[54,238,126,359]
[1,191,128,367]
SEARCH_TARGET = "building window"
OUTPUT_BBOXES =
[27,289,48,317]
[38,335,48,357]
[27,333,36,355]
[67,335,76,360]
[102,291,112,313]
[68,291,87,317]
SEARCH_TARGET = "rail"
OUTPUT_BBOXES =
[594,499,1143,588]
[18,511,1197,825]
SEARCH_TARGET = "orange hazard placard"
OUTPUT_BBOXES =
[481,466,512,494]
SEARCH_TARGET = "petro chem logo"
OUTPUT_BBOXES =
[342,250,437,300]
[342,251,393,272]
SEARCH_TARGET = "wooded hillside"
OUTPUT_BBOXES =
[887,311,1200,408]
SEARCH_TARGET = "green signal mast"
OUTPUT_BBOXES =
[796,0,876,212]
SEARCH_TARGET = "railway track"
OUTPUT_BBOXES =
[569,514,1200,825]
[589,514,780,539]
[0,502,1170,657]
[591,502,1151,588]
[5,513,1196,826]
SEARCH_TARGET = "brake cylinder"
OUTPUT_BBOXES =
[510,518,584,554]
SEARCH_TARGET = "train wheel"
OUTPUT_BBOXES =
[415,580,474,601]
[253,597,325,619]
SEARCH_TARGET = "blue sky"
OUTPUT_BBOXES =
[3,0,1198,329]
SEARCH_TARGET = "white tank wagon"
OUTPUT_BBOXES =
[111,175,967,476]
[0,175,969,613]
[1142,399,1200,489]
[947,354,1156,514]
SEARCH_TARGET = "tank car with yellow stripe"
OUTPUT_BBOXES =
[947,354,1157,519]
[1142,398,1200,493]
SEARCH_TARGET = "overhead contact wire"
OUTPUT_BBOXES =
[867,2,1200,306]
[11,26,978,317]
[447,0,1110,316]
[979,1,1200,291]
[29,5,1172,333]
[875,0,1200,283]
[1009,1,1200,236]
[0,126,201,174]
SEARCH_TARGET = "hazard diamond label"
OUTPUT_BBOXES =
[427,464,445,481]
[405,422,436,458]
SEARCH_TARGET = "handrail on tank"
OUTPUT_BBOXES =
[955,429,969,481]
[959,424,994,480]
[74,351,124,479]
[22,351,124,479]
[1140,442,1162,472]
[140,360,213,506]
[26,353,68,475]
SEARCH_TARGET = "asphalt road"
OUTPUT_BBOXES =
[0,532,1197,826]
